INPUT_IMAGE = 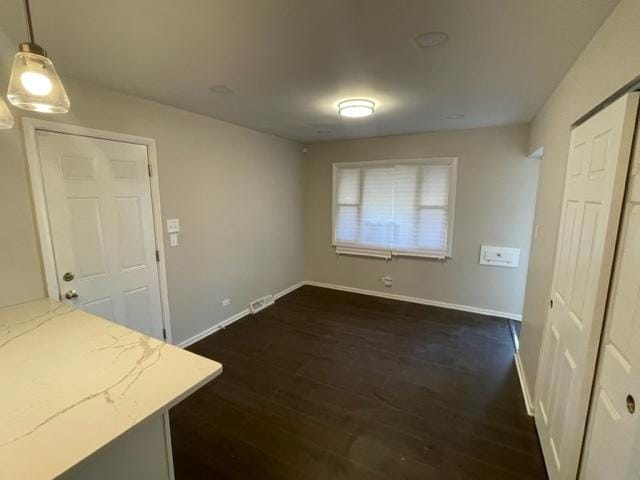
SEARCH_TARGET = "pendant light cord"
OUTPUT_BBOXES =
[22,0,35,44]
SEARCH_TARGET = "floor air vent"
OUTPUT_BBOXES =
[249,295,274,314]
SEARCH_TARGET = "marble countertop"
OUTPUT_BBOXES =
[0,298,222,480]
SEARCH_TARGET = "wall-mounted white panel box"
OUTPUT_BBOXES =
[479,245,520,268]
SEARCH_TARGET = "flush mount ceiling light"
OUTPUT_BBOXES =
[338,99,375,118]
[0,98,15,129]
[415,31,449,48]
[7,0,70,113]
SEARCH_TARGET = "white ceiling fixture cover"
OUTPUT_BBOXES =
[338,99,375,118]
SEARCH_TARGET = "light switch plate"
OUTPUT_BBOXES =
[169,233,179,247]
[166,218,180,233]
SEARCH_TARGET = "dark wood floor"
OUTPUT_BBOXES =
[170,286,547,479]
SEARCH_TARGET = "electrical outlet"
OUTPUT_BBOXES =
[169,233,179,247]
[222,298,231,308]
[382,275,392,287]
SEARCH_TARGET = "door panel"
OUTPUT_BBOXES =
[38,131,164,340]
[68,197,108,278]
[116,196,147,269]
[580,126,640,479]
[124,286,153,333]
[84,296,115,321]
[534,93,639,480]
[61,154,96,180]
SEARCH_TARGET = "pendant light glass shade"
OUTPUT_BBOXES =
[7,50,70,113]
[0,98,15,129]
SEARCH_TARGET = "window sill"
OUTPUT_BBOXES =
[334,246,448,261]
[335,247,392,260]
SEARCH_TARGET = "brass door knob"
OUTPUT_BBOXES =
[64,289,78,300]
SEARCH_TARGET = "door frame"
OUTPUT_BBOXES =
[21,117,174,345]
[532,93,640,479]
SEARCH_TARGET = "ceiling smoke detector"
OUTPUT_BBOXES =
[208,84,234,94]
[415,32,449,48]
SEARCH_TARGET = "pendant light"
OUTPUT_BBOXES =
[7,0,70,113]
[0,98,15,129]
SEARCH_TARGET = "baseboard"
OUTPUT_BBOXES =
[303,281,523,321]
[176,279,523,349]
[514,351,535,416]
[176,308,250,348]
[176,281,305,349]
[274,281,305,300]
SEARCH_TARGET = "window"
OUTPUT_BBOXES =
[332,158,457,259]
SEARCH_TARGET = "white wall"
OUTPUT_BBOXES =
[519,0,640,398]
[0,77,305,345]
[303,124,539,317]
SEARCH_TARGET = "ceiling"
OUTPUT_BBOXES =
[0,0,619,142]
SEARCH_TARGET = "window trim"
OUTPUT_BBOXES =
[331,157,458,259]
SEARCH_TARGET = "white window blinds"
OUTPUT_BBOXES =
[333,158,457,259]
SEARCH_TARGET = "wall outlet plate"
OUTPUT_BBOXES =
[166,218,180,233]
[222,298,231,307]
[382,275,393,287]
[169,233,179,247]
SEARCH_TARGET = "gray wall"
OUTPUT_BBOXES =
[519,0,640,398]
[303,124,539,317]
[0,78,304,345]
[60,415,171,480]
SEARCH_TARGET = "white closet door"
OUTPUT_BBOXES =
[580,114,640,480]
[534,93,639,480]
[38,131,165,340]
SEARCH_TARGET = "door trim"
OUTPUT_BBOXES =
[21,117,174,345]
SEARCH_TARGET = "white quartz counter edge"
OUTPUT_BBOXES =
[0,298,223,480]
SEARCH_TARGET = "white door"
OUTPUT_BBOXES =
[579,115,640,479]
[534,93,639,480]
[37,131,165,340]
